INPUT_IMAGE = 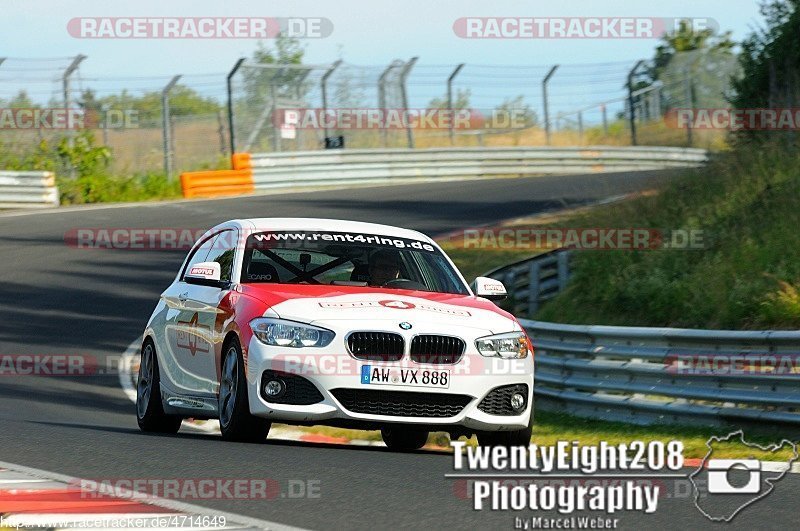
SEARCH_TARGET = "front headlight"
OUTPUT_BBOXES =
[250,318,335,348]
[475,331,530,359]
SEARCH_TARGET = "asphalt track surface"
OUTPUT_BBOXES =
[1,171,794,530]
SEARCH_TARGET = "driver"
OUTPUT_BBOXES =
[367,249,402,286]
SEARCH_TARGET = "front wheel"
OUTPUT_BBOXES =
[478,426,532,448]
[478,411,533,448]
[218,339,271,443]
[381,427,428,451]
[136,339,182,434]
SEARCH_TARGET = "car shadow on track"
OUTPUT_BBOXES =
[30,419,452,456]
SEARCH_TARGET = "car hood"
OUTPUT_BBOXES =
[240,284,518,335]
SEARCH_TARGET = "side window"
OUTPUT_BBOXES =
[205,231,236,282]
[180,236,217,280]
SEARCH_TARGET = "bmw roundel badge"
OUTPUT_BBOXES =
[399,322,412,330]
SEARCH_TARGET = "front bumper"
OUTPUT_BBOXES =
[245,336,534,432]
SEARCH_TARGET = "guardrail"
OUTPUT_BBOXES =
[484,249,571,317]
[246,146,708,189]
[179,146,708,198]
[521,319,800,427]
[0,171,60,209]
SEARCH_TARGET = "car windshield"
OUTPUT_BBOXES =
[241,230,469,295]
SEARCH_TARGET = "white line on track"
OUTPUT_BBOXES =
[0,460,307,531]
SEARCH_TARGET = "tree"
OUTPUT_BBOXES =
[732,0,800,110]
[234,35,310,150]
[494,95,537,128]
[242,35,309,104]
[640,19,738,112]
[8,90,36,109]
[88,86,221,124]
[650,20,735,81]
[428,88,472,110]
[79,89,103,113]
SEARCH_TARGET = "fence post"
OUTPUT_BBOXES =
[321,60,343,145]
[399,57,418,148]
[447,63,465,145]
[217,110,227,157]
[101,103,109,146]
[557,251,570,290]
[504,269,517,313]
[270,83,280,152]
[62,54,87,178]
[601,104,608,136]
[161,75,181,180]
[528,261,542,316]
[378,60,402,148]
[683,69,695,147]
[293,69,313,151]
[542,65,559,145]
[226,58,246,156]
[627,60,644,146]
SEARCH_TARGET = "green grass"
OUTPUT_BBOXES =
[281,410,798,460]
[535,142,800,329]
[443,247,540,284]
[531,410,797,460]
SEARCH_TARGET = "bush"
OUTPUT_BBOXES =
[1,131,182,204]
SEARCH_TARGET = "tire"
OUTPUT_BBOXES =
[136,339,182,433]
[478,412,533,448]
[219,338,271,443]
[381,427,428,451]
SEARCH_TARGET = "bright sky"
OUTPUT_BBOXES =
[0,0,765,111]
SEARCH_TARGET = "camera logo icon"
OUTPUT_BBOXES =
[690,431,799,521]
[707,459,761,494]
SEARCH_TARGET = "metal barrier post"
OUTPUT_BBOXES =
[627,60,644,146]
[321,60,343,144]
[378,61,403,148]
[399,57,419,148]
[683,69,694,147]
[162,75,182,180]
[542,65,559,145]
[528,261,542,315]
[447,63,465,145]
[226,58,246,156]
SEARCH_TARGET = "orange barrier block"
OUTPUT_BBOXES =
[231,152,252,170]
[180,168,254,199]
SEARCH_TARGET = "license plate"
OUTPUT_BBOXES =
[360,365,450,389]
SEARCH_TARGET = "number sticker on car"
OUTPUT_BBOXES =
[360,365,450,389]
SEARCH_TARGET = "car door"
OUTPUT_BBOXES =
[174,229,238,397]
[161,231,232,397]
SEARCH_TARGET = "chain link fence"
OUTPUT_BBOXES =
[0,50,740,177]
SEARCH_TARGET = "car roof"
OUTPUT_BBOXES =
[228,218,434,243]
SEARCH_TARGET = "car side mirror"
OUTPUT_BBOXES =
[472,276,507,301]
[185,262,224,288]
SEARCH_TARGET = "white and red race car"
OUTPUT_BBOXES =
[137,218,534,449]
